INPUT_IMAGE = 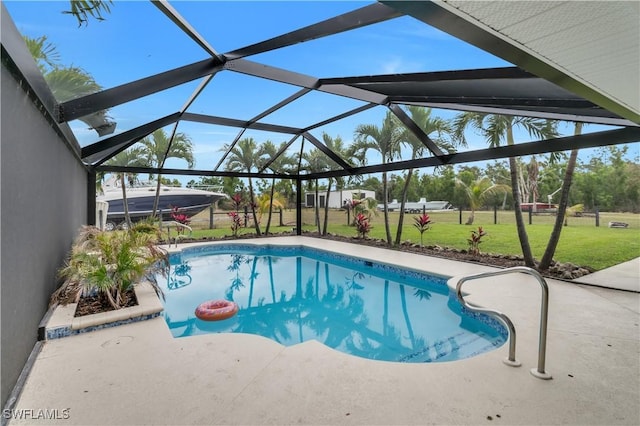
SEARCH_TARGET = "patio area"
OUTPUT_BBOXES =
[7,237,639,425]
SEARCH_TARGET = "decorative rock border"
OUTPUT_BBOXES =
[39,282,163,340]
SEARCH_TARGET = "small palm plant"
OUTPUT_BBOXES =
[350,197,378,225]
[53,226,168,310]
[467,226,487,256]
[413,213,432,247]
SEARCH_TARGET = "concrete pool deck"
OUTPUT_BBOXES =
[8,237,640,425]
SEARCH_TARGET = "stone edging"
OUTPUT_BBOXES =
[40,282,163,340]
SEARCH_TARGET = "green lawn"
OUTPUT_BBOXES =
[187,208,640,271]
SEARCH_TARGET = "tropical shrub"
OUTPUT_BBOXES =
[355,213,372,239]
[228,211,242,237]
[53,226,168,310]
[413,213,432,247]
[231,192,243,212]
[346,197,378,226]
[467,226,487,256]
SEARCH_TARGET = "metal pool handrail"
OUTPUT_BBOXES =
[163,221,193,248]
[455,266,552,380]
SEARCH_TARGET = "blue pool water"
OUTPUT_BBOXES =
[158,244,507,363]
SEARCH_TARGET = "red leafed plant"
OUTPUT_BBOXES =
[228,211,242,237]
[413,213,432,247]
[354,213,372,239]
[467,226,487,256]
[170,207,191,233]
[231,193,243,212]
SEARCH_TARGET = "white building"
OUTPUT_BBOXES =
[304,189,376,208]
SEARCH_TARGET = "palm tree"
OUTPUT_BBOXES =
[394,106,456,245]
[455,176,510,225]
[320,133,350,236]
[539,122,583,270]
[224,138,263,235]
[64,0,113,26]
[453,113,558,266]
[140,128,194,218]
[302,148,329,233]
[256,192,286,226]
[105,147,148,229]
[352,111,403,245]
[23,35,60,71]
[24,35,114,135]
[259,141,295,234]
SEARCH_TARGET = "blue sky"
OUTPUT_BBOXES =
[5,1,638,182]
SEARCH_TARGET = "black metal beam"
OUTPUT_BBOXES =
[87,169,97,226]
[250,88,312,124]
[389,96,596,109]
[401,102,639,127]
[226,59,319,88]
[182,112,303,134]
[319,83,387,105]
[388,103,445,158]
[259,135,300,173]
[82,112,181,160]
[320,66,535,85]
[59,59,223,123]
[213,129,246,172]
[306,127,640,179]
[89,136,145,168]
[296,178,302,235]
[152,0,224,61]
[382,1,640,124]
[224,2,402,60]
[302,132,354,172]
[227,59,387,105]
[302,103,377,133]
[179,74,216,113]
[96,165,293,180]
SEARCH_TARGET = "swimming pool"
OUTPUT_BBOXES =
[158,244,507,363]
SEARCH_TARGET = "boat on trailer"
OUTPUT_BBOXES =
[379,198,454,213]
[97,178,227,230]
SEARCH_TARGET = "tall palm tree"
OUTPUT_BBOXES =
[140,128,194,218]
[394,106,456,245]
[302,148,329,233]
[260,141,295,234]
[352,111,403,245]
[453,113,558,266]
[320,133,350,236]
[105,147,148,229]
[24,35,114,135]
[539,122,583,270]
[224,138,263,235]
[455,176,510,225]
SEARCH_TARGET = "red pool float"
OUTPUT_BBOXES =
[195,299,239,321]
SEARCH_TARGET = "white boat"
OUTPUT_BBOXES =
[97,178,227,230]
[379,198,454,213]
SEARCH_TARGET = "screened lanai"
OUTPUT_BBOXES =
[2,0,640,415]
[3,1,639,228]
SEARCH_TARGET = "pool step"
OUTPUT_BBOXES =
[397,331,499,363]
